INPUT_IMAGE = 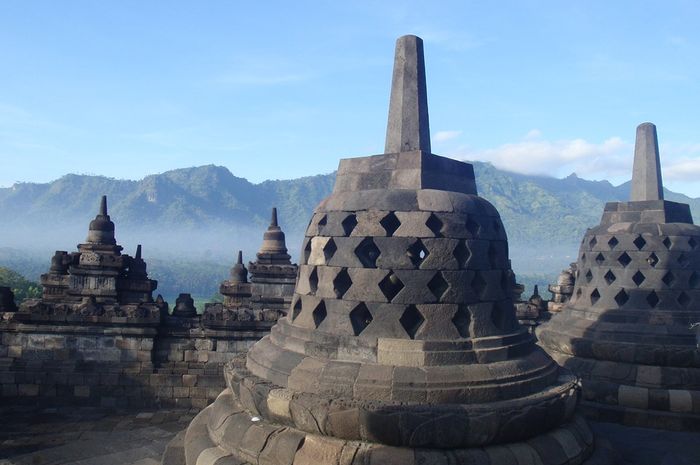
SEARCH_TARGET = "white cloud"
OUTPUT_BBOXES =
[524,129,541,140]
[211,54,315,87]
[664,157,700,181]
[450,135,632,180]
[434,130,462,142]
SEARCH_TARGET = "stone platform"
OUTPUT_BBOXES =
[0,405,195,465]
[2,404,700,465]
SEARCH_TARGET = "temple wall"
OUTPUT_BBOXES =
[0,316,270,409]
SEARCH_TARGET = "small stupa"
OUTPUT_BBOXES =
[172,35,610,465]
[539,123,700,430]
[204,208,297,327]
[22,196,160,320]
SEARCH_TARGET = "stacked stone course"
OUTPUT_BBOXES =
[538,122,700,430]
[170,35,612,465]
[0,200,296,408]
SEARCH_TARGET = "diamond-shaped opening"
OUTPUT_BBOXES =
[453,240,471,269]
[332,268,352,299]
[608,236,619,249]
[491,300,515,331]
[426,213,443,237]
[604,270,616,285]
[663,237,672,249]
[647,252,659,267]
[312,301,327,328]
[308,267,319,294]
[662,271,676,287]
[378,272,404,302]
[427,272,449,301]
[595,253,605,265]
[488,242,499,268]
[632,270,646,286]
[618,252,632,267]
[647,290,660,308]
[690,271,699,288]
[500,270,511,292]
[323,238,337,262]
[471,272,487,298]
[690,237,699,250]
[407,239,429,268]
[614,289,629,307]
[303,239,312,264]
[678,291,691,308]
[399,305,424,339]
[317,214,327,231]
[349,303,372,336]
[581,253,587,263]
[355,237,380,268]
[678,253,690,268]
[576,287,583,300]
[291,297,302,321]
[341,214,358,236]
[590,288,601,305]
[633,235,647,250]
[380,212,401,237]
[452,305,470,338]
[585,269,593,283]
[466,217,480,236]
[589,236,598,249]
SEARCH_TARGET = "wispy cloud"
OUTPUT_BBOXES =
[211,54,315,87]
[447,132,633,180]
[434,130,462,142]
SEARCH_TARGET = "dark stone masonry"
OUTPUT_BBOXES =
[0,199,296,409]
[169,35,613,465]
[2,33,700,465]
[538,123,700,431]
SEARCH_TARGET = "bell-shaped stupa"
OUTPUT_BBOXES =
[539,123,700,430]
[174,35,607,465]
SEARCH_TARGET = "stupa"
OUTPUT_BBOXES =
[539,123,700,430]
[24,195,160,319]
[173,35,607,465]
[203,208,297,326]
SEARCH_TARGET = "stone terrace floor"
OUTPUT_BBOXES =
[0,405,195,465]
[1,405,700,465]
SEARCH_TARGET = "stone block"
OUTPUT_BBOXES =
[74,385,90,397]
[291,434,344,465]
[669,389,693,413]
[618,385,649,409]
[183,374,198,387]
[18,383,39,396]
[2,384,18,396]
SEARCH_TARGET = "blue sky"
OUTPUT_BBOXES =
[1,1,700,195]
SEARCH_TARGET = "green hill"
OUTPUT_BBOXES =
[1,162,698,299]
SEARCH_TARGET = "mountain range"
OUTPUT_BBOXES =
[1,162,698,299]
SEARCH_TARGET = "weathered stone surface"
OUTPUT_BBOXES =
[170,34,602,465]
[539,122,700,430]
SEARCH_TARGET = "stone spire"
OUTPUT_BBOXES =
[384,34,431,154]
[174,35,602,465]
[135,244,142,260]
[256,207,290,262]
[86,195,116,245]
[630,122,663,201]
[230,250,248,284]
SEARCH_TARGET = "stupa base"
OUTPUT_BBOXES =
[164,384,617,465]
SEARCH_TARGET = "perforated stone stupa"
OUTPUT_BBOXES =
[173,35,608,465]
[539,123,700,430]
